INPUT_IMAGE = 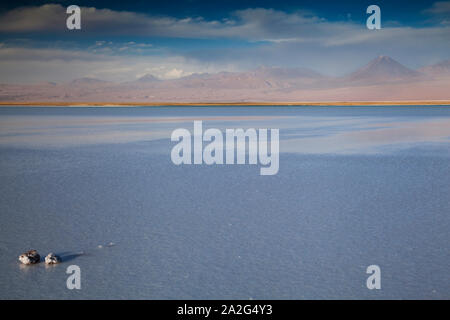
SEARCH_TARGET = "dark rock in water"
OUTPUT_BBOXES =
[44,253,61,264]
[19,250,40,265]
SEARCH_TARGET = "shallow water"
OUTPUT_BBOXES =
[0,106,449,299]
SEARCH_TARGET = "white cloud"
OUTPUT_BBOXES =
[163,68,186,79]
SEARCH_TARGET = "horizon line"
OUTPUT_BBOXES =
[1,100,450,107]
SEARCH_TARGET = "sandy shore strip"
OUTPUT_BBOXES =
[0,100,450,107]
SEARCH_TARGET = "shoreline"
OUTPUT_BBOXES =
[0,100,450,107]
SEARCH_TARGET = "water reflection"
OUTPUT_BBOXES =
[283,118,450,154]
[1,111,449,154]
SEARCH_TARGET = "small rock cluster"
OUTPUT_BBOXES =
[44,253,61,265]
[18,250,61,265]
[18,250,40,265]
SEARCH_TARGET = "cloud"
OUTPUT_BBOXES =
[0,44,237,83]
[164,68,185,79]
[0,5,379,45]
[423,1,450,14]
[0,45,104,61]
[423,1,450,25]
[0,4,237,37]
[0,4,449,47]
[0,4,66,32]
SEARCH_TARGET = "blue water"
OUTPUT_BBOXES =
[0,106,449,299]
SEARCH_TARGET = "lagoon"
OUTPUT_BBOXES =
[0,105,449,299]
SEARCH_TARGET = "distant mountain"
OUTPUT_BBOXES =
[167,66,324,90]
[419,60,450,76]
[1,56,449,102]
[346,56,421,83]
[168,71,272,89]
[248,66,323,79]
[70,77,109,85]
[34,81,57,86]
[135,74,160,83]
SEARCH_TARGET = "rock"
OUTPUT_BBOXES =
[44,253,61,264]
[19,250,40,265]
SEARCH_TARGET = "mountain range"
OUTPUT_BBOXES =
[1,56,449,103]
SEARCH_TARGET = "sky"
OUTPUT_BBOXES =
[0,0,449,83]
